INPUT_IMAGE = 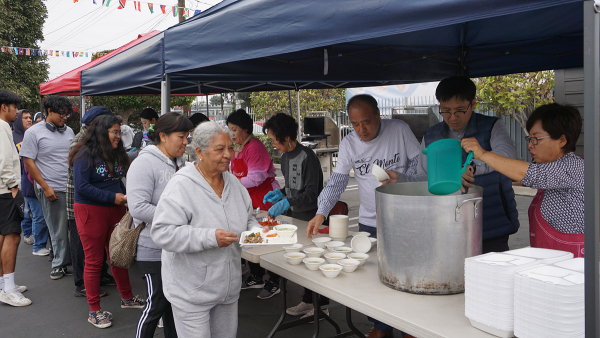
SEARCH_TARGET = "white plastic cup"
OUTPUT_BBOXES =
[329,215,349,239]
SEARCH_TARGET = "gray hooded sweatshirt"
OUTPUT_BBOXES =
[151,164,259,312]
[126,145,186,262]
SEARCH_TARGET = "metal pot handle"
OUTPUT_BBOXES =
[455,197,483,221]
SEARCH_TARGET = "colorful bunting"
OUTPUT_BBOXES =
[160,5,166,14]
[172,6,178,17]
[104,0,111,7]
[118,0,126,9]
[134,1,141,11]
[148,3,153,13]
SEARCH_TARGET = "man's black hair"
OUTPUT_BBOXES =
[140,108,159,121]
[0,90,23,108]
[435,76,477,103]
[43,96,73,115]
[347,94,379,116]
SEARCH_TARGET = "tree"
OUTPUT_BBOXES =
[209,95,223,107]
[0,1,48,111]
[473,71,554,133]
[250,89,346,120]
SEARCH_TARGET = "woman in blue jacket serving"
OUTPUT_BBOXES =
[69,114,145,329]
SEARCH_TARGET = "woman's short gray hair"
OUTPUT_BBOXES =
[192,121,231,152]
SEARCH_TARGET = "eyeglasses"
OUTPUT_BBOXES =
[525,135,550,145]
[440,102,472,119]
[108,130,122,137]
[57,112,71,118]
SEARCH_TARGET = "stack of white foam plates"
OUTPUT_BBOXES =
[465,248,573,337]
[514,258,584,338]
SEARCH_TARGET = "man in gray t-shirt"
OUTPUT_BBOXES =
[20,96,74,280]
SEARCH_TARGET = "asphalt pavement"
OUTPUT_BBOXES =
[0,170,533,337]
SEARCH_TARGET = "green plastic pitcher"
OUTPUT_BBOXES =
[422,139,474,195]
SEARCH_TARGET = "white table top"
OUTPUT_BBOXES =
[260,238,496,338]
[241,212,317,264]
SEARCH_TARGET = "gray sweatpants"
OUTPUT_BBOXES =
[171,301,238,338]
[40,192,71,269]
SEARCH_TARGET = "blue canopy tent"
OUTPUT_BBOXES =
[80,1,600,335]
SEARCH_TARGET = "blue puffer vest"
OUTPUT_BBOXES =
[424,113,520,240]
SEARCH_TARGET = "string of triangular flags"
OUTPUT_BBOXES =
[73,0,204,18]
[0,46,90,58]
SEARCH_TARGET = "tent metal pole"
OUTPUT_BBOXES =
[583,2,600,337]
[297,90,302,142]
[206,94,209,115]
[80,95,86,125]
[161,74,171,115]
[288,90,293,115]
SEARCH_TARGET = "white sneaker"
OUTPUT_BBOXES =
[33,248,50,256]
[301,308,329,323]
[0,289,32,307]
[158,317,164,328]
[23,235,34,245]
[0,285,26,293]
[286,301,313,316]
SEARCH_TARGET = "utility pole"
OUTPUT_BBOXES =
[178,0,185,23]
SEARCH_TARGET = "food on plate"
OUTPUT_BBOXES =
[258,217,280,227]
[244,232,263,244]
[266,233,278,238]
[323,267,339,271]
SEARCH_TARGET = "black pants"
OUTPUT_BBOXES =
[68,219,109,287]
[136,261,177,338]
[302,288,330,306]
[482,234,510,254]
[249,262,280,284]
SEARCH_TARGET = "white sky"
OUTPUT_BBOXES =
[42,0,222,80]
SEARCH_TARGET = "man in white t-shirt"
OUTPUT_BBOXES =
[306,94,420,338]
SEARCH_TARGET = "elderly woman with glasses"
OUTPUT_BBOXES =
[462,103,584,257]
[151,122,269,337]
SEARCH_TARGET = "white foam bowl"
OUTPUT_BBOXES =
[351,235,372,254]
[274,224,298,238]
[284,252,306,265]
[372,163,390,181]
[331,246,353,254]
[324,252,346,264]
[325,241,345,252]
[354,231,371,237]
[303,247,325,258]
[319,264,343,278]
[368,237,377,251]
[303,257,325,271]
[283,244,304,253]
[338,258,360,272]
[347,253,369,266]
[330,236,347,242]
[312,237,332,248]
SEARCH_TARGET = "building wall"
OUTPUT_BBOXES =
[554,68,585,158]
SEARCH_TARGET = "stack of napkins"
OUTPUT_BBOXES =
[514,258,584,338]
[465,248,573,337]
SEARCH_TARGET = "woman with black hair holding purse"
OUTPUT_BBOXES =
[70,115,145,329]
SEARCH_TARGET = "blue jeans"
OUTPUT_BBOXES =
[21,199,32,237]
[24,197,49,252]
[359,223,395,334]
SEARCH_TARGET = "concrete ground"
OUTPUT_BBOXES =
[0,170,533,337]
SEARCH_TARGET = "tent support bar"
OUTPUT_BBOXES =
[80,95,86,125]
[299,82,315,89]
[267,82,295,89]
[171,84,201,92]
[202,83,235,92]
[288,90,293,116]
[140,86,161,92]
[583,1,600,337]
[237,83,268,91]
[297,90,301,143]
[161,74,171,115]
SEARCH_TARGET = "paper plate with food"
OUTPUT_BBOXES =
[255,216,289,227]
[239,225,298,247]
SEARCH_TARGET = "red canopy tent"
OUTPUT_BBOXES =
[39,31,161,96]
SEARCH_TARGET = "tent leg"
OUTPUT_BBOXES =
[80,95,86,126]
[161,74,171,115]
[583,2,600,338]
[39,95,44,117]
[288,90,293,115]
[297,90,302,142]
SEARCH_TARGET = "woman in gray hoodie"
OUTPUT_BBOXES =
[151,122,269,337]
[127,113,193,338]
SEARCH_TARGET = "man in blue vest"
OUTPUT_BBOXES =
[394,76,520,253]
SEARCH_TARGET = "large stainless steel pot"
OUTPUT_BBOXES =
[375,182,483,294]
